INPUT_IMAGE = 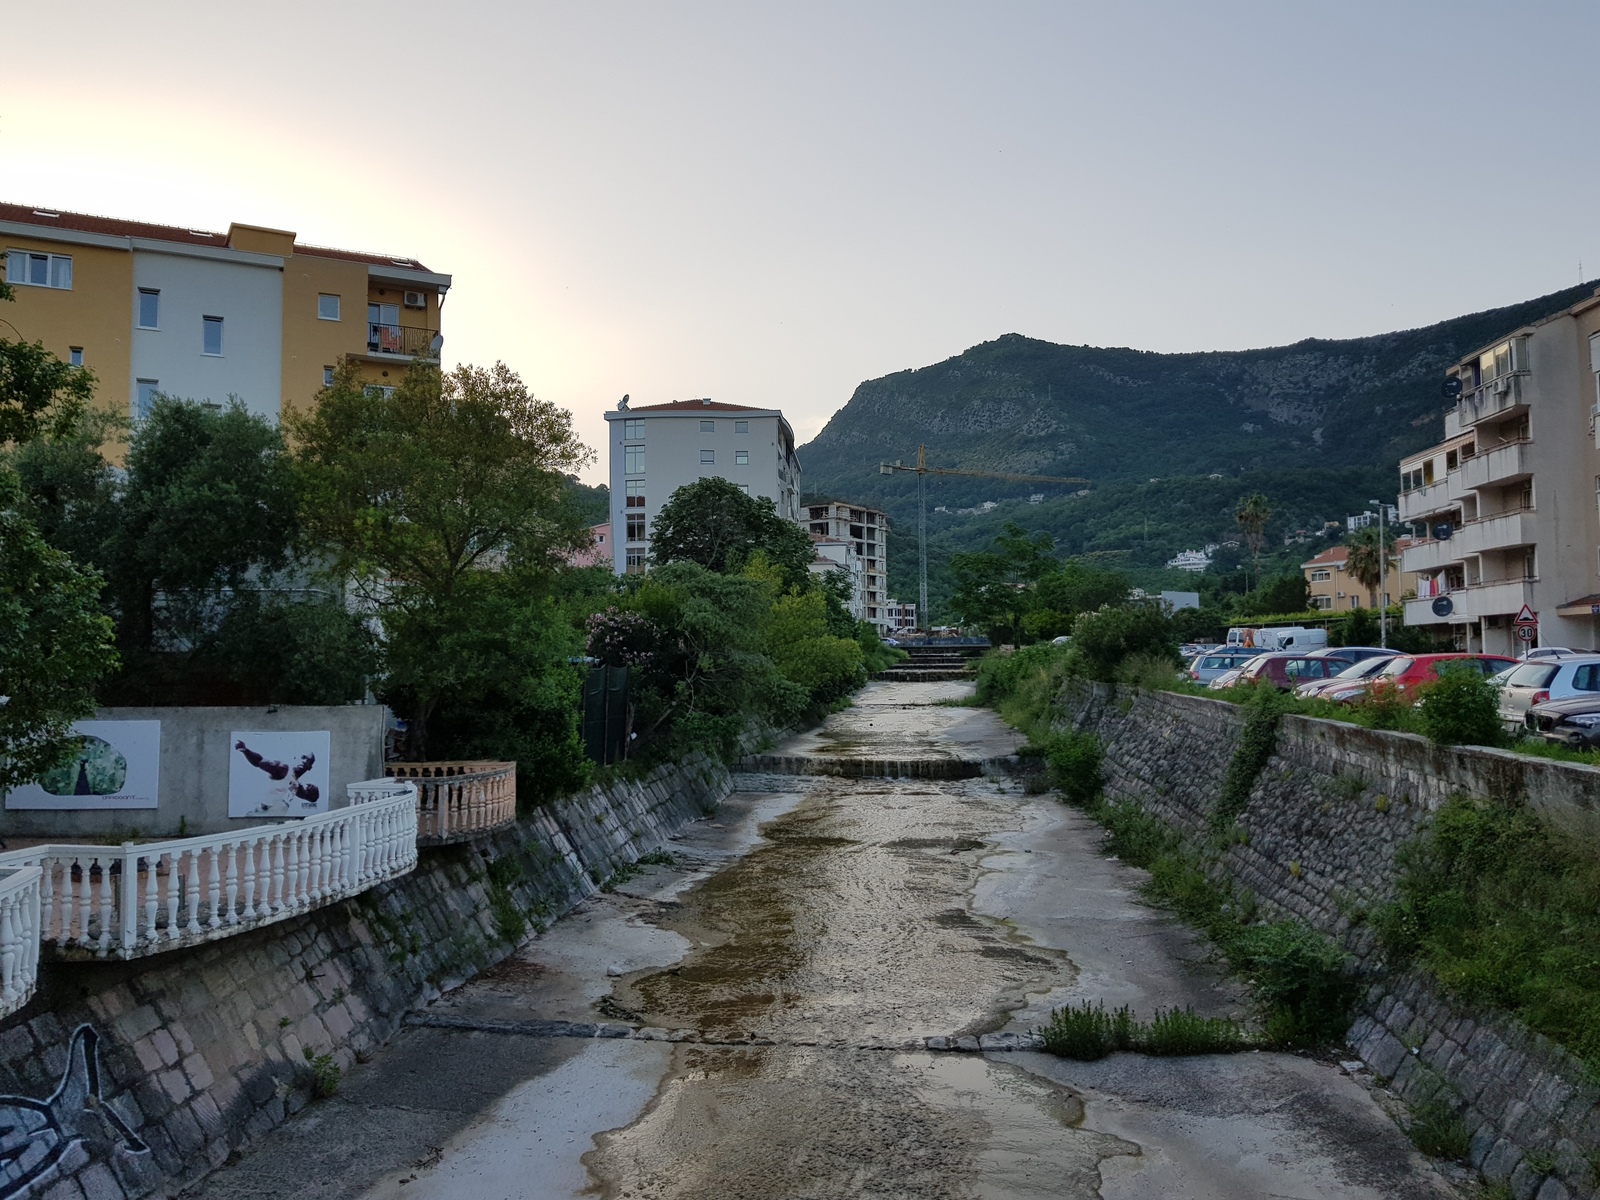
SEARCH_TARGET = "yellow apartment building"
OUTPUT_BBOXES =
[0,202,450,435]
[1302,541,1418,612]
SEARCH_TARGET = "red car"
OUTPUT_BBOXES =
[1321,653,1517,703]
[1234,653,1348,690]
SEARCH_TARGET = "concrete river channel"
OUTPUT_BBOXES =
[194,680,1459,1199]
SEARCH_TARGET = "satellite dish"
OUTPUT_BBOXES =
[1442,377,1463,399]
[1432,595,1454,617]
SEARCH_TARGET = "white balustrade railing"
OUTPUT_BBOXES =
[0,784,417,961]
[0,866,42,1017]
[383,761,516,842]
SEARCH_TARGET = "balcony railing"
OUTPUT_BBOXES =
[1459,439,1534,492]
[366,324,441,359]
[1397,480,1455,523]
[1455,371,1530,427]
[0,866,42,1019]
[0,781,418,962]
[385,761,517,844]
[1455,507,1536,557]
[1405,577,1536,626]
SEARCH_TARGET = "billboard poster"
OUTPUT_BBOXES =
[228,731,332,818]
[5,720,162,810]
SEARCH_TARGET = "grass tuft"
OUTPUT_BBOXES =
[1039,1001,1248,1059]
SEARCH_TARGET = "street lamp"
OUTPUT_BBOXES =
[1369,499,1387,650]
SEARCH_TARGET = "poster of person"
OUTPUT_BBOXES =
[5,720,161,810]
[228,731,331,818]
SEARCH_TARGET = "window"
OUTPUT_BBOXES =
[202,316,223,356]
[323,366,335,386]
[700,449,715,464]
[737,483,749,493]
[625,479,646,508]
[625,550,646,574]
[700,419,715,433]
[808,506,828,520]
[317,294,341,321]
[1573,664,1600,692]
[624,446,645,473]
[135,379,159,420]
[735,420,748,434]
[138,289,160,329]
[810,522,827,535]
[626,514,646,542]
[364,385,397,399]
[735,450,749,466]
[68,347,83,367]
[1310,569,1331,582]
[5,250,72,289]
[623,418,645,439]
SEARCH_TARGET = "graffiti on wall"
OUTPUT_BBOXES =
[0,1026,147,1197]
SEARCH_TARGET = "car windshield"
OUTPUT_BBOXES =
[1334,657,1390,679]
[1200,656,1231,669]
[1506,662,1559,688]
[1380,657,1415,677]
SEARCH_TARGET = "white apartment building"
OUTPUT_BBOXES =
[883,599,918,634]
[603,398,803,575]
[1398,290,1600,654]
[804,502,892,634]
[808,535,866,619]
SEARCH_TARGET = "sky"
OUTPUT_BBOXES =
[7,1,1600,483]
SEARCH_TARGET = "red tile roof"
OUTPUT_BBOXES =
[627,399,768,413]
[1301,546,1349,569]
[0,202,433,271]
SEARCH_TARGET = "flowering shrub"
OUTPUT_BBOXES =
[585,606,666,668]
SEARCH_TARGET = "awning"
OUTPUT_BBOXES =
[1556,593,1600,618]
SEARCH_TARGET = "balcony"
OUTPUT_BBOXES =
[1401,537,1463,574]
[1459,440,1533,491]
[1455,507,1536,557]
[365,323,441,361]
[1406,577,1536,626]
[1398,480,1455,522]
[1455,371,1530,428]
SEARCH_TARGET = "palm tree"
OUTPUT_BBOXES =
[1233,494,1272,590]
[1344,526,1394,606]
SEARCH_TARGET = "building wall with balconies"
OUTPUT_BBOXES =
[1399,290,1600,653]
[803,500,892,634]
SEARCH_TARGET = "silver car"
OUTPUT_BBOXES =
[1497,655,1600,728]
[1189,650,1261,686]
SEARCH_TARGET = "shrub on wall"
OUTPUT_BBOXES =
[1070,602,1178,683]
[1046,731,1103,807]
[1415,668,1504,747]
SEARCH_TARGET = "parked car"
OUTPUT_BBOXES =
[1208,654,1269,690]
[1188,649,1263,685]
[1524,694,1600,749]
[1322,653,1519,704]
[1233,652,1348,691]
[1496,655,1600,728]
[1521,646,1583,661]
[1307,646,1391,665]
[1294,654,1399,700]
[1226,626,1329,652]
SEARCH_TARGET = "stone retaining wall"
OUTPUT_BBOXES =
[1057,681,1600,1200]
[0,753,730,1200]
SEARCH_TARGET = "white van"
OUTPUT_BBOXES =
[1226,626,1329,652]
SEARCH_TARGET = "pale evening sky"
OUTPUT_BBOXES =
[6,2,1599,482]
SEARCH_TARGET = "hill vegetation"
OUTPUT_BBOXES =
[799,282,1598,619]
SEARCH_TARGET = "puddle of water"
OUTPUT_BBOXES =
[584,1047,1136,1200]
[612,780,1078,1043]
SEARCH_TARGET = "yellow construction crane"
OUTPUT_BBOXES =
[879,445,1090,625]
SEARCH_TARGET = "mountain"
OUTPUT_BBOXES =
[797,282,1599,615]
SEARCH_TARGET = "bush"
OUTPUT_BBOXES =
[1407,1093,1471,1161]
[199,596,379,705]
[1040,1000,1247,1059]
[1415,667,1504,747]
[1231,921,1356,1047]
[1211,685,1285,832]
[1046,731,1103,806]
[1070,603,1178,683]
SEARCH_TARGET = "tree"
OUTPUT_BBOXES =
[0,279,96,447]
[0,465,118,789]
[1234,494,1273,589]
[950,522,1059,644]
[1070,602,1178,683]
[648,477,814,586]
[291,361,593,604]
[110,397,299,656]
[1344,526,1396,605]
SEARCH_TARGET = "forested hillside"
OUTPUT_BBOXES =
[799,282,1597,617]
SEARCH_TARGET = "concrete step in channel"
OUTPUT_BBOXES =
[737,753,1011,779]
[875,669,975,682]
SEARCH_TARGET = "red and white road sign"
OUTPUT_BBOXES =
[1513,603,1538,643]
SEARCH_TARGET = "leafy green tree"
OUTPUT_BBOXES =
[1070,602,1178,682]
[1034,560,1130,620]
[1235,573,1310,617]
[1344,526,1396,604]
[110,397,298,657]
[6,409,123,569]
[0,279,96,447]
[950,522,1058,644]
[1233,494,1273,589]
[763,588,865,705]
[196,596,380,706]
[0,465,118,789]
[649,477,814,586]
[291,361,593,604]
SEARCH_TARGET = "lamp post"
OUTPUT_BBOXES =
[1369,499,1388,649]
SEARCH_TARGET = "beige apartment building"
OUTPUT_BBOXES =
[1301,542,1418,612]
[804,502,892,634]
[1397,290,1600,653]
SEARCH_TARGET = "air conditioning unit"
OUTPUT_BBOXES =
[1493,377,1511,396]
[403,291,426,309]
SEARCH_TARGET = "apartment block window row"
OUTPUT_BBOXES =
[5,249,72,289]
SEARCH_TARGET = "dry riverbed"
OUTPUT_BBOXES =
[192,680,1460,1199]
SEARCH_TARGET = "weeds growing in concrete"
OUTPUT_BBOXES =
[303,1046,341,1099]
[1375,792,1600,1072]
[1040,1001,1248,1059]
[1405,1093,1470,1160]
